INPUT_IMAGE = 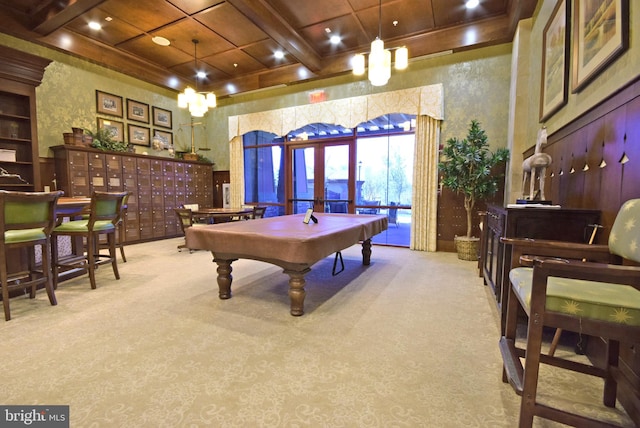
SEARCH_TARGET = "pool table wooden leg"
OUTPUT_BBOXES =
[214,258,236,299]
[284,268,310,316]
[361,239,372,265]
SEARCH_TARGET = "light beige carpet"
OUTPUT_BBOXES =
[0,239,634,427]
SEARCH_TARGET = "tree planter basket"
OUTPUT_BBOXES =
[455,236,479,261]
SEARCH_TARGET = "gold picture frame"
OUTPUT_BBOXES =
[126,99,150,123]
[571,0,629,93]
[152,106,172,129]
[128,124,150,147]
[97,118,124,142]
[539,0,570,122]
[96,90,123,117]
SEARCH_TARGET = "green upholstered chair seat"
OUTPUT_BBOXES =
[5,228,46,244]
[54,220,115,233]
[510,266,640,326]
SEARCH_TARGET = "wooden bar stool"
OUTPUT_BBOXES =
[0,190,63,321]
[51,191,128,290]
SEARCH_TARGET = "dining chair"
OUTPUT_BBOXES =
[499,199,640,427]
[252,206,267,219]
[51,191,128,290]
[0,190,63,321]
[175,208,207,252]
[96,191,131,263]
[115,192,130,262]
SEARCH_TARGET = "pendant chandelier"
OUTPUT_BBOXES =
[352,0,408,86]
[177,39,216,117]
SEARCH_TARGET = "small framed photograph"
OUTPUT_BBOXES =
[153,130,173,149]
[126,99,150,123]
[571,0,629,93]
[128,124,150,147]
[222,183,231,208]
[152,107,172,129]
[96,90,123,117]
[97,118,124,142]
[539,0,570,122]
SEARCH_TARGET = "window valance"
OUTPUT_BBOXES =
[228,83,443,140]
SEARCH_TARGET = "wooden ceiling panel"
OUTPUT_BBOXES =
[355,1,435,43]
[265,0,354,29]
[201,49,265,75]
[167,0,224,15]
[66,9,142,46]
[98,0,186,33]
[0,0,538,96]
[195,2,268,47]
[170,59,229,83]
[242,39,296,68]
[431,0,507,27]
[151,19,234,57]
[118,36,193,68]
[299,15,368,55]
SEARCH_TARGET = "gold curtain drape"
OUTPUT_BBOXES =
[229,136,244,209]
[411,115,440,251]
[228,84,443,250]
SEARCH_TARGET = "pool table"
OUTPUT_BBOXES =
[186,212,388,315]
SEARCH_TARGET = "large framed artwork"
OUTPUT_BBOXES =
[571,0,629,93]
[96,90,123,117]
[97,118,124,142]
[539,0,570,122]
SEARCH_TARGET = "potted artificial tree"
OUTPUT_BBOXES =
[438,120,509,260]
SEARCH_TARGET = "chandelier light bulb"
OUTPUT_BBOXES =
[352,54,365,76]
[395,47,408,70]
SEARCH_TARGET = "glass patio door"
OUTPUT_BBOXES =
[288,142,352,214]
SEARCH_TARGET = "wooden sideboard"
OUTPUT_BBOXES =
[480,204,600,333]
[52,145,213,243]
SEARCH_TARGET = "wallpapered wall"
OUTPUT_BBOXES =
[505,0,640,204]
[0,32,513,172]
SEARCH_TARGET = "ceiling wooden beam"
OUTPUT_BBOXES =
[31,0,108,36]
[225,0,322,72]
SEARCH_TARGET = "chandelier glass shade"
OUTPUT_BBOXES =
[178,40,216,117]
[352,0,408,86]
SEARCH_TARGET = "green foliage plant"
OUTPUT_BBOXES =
[85,127,129,152]
[438,120,509,238]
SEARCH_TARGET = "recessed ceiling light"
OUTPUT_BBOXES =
[88,21,102,30]
[196,71,206,79]
[152,36,170,46]
[329,35,341,45]
[466,0,479,8]
[274,50,284,59]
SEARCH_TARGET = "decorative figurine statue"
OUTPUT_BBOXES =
[522,127,552,201]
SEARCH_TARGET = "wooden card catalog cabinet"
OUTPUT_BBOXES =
[52,145,213,243]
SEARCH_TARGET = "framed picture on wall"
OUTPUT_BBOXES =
[571,0,629,93]
[126,99,150,123]
[97,118,124,142]
[153,130,173,148]
[152,107,172,128]
[539,0,570,122]
[128,124,150,146]
[96,90,123,117]
[222,183,231,208]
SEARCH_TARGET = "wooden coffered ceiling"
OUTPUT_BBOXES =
[0,0,537,98]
